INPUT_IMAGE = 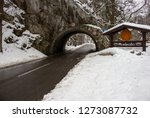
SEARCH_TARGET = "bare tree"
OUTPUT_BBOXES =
[127,0,148,21]
[75,0,148,28]
[0,0,4,52]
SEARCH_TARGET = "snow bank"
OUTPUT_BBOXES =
[43,46,150,101]
[0,0,47,68]
[65,43,95,52]
[1,21,46,69]
[0,44,46,68]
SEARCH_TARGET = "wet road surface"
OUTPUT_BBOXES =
[0,45,94,101]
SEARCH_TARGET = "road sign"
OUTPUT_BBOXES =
[120,28,132,41]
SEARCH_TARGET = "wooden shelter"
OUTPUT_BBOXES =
[103,22,150,51]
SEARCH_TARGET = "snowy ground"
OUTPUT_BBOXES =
[43,45,150,101]
[0,21,46,69]
[1,21,46,69]
[65,43,96,52]
[0,0,47,69]
[0,43,46,69]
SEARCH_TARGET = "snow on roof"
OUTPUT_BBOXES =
[103,22,150,35]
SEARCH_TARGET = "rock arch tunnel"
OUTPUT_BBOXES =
[50,24,110,54]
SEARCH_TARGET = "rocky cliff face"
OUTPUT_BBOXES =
[12,0,95,54]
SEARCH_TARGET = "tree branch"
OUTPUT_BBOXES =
[127,0,147,21]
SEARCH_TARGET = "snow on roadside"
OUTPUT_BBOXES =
[65,43,95,52]
[0,0,47,69]
[0,44,46,68]
[1,20,46,69]
[43,46,150,101]
[0,21,46,68]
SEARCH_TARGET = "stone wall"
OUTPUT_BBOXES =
[13,0,96,54]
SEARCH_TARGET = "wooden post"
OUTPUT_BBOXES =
[142,31,146,51]
[0,0,4,52]
[109,34,114,47]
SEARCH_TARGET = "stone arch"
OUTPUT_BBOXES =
[51,28,99,54]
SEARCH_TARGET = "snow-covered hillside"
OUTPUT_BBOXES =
[43,46,150,101]
[0,0,46,68]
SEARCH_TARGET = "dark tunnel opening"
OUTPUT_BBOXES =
[52,29,99,54]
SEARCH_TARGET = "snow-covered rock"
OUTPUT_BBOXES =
[0,0,47,68]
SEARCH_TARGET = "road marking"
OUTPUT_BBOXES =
[18,63,51,78]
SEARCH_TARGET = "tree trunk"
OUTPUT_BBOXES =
[0,0,4,52]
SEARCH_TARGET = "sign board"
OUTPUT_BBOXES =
[120,29,132,41]
[113,41,143,47]
[103,22,149,51]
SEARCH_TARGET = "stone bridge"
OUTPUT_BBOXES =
[50,24,110,54]
[15,0,110,54]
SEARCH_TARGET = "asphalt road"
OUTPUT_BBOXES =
[0,45,94,101]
